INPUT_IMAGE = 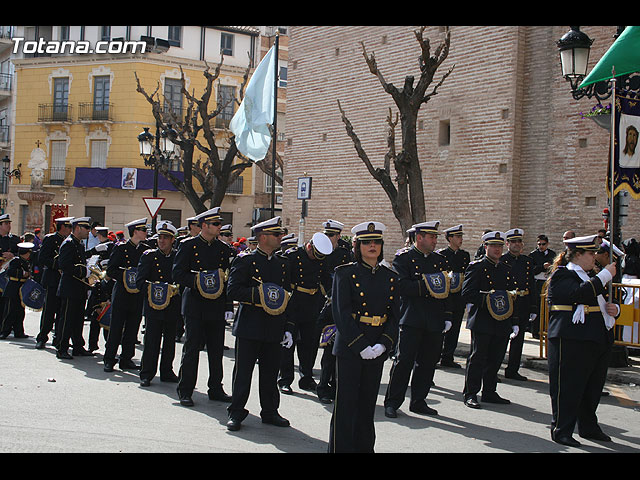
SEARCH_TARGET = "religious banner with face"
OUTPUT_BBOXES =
[612,94,640,198]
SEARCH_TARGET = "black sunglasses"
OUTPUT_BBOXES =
[205,221,221,226]
[360,239,383,245]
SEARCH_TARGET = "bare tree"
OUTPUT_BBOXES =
[338,26,454,235]
[135,56,283,215]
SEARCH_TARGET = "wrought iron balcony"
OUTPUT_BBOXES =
[78,102,114,122]
[38,104,73,123]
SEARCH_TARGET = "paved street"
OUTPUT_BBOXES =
[1,309,639,453]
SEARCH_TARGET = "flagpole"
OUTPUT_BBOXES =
[609,66,616,297]
[271,31,280,218]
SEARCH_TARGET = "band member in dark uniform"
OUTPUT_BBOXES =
[328,221,399,453]
[174,216,199,342]
[462,230,519,408]
[500,228,537,381]
[547,234,619,447]
[137,221,180,387]
[35,216,73,349]
[86,226,114,353]
[226,216,293,431]
[316,219,351,404]
[279,231,333,394]
[437,224,470,368]
[103,218,149,372]
[530,234,556,338]
[172,207,232,407]
[384,221,453,418]
[56,217,93,360]
[0,214,21,336]
[0,242,34,339]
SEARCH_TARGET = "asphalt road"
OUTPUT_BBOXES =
[1,309,639,453]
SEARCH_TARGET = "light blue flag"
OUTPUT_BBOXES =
[230,45,276,161]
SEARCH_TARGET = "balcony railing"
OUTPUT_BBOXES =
[0,73,11,92]
[78,102,114,122]
[42,167,71,186]
[38,104,73,123]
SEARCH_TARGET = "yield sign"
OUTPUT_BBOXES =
[142,197,165,218]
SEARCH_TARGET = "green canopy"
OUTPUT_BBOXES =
[579,26,640,88]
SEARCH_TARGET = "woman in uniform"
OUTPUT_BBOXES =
[328,221,399,453]
[546,234,618,447]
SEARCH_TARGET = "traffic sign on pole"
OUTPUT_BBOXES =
[142,197,165,218]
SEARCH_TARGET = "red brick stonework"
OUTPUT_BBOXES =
[282,26,637,259]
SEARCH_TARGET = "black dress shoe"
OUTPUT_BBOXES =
[464,396,481,409]
[208,389,232,402]
[103,361,115,372]
[481,392,511,404]
[384,406,398,418]
[56,350,73,360]
[440,359,462,369]
[298,378,317,392]
[179,396,194,407]
[410,403,438,416]
[261,413,290,427]
[72,348,95,357]
[14,333,30,339]
[160,372,179,383]
[119,360,140,370]
[35,341,46,349]
[279,384,294,395]
[580,430,612,442]
[140,379,152,387]
[318,396,333,404]
[0,333,9,339]
[504,371,528,381]
[227,418,242,431]
[554,435,581,447]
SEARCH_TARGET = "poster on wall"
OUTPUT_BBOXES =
[121,168,138,190]
[49,204,69,233]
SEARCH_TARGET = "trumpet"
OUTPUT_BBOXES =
[87,265,107,287]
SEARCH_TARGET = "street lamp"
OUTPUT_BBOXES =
[137,123,180,229]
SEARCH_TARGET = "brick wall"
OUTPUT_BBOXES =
[282,26,638,259]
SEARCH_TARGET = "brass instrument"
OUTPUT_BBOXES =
[87,265,107,287]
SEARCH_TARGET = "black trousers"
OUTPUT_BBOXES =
[278,319,320,387]
[57,297,86,353]
[463,330,509,399]
[177,307,226,397]
[441,301,465,363]
[1,295,25,337]
[104,292,143,364]
[140,301,179,382]
[385,324,442,409]
[36,287,61,344]
[548,337,611,439]
[506,305,529,375]
[228,336,282,421]
[328,355,385,453]
[317,345,336,399]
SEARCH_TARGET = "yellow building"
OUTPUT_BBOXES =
[7,25,282,239]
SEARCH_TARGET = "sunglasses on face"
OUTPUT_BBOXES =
[205,221,221,227]
[537,242,547,246]
[325,232,338,237]
[360,239,383,245]
[134,226,147,232]
[264,231,284,237]
[220,232,232,237]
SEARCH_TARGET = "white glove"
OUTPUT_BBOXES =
[443,320,452,333]
[371,344,386,358]
[281,331,293,349]
[510,325,520,340]
[95,243,109,252]
[225,311,234,321]
[85,266,92,278]
[359,346,377,360]
[529,313,537,322]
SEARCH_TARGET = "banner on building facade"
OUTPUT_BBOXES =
[611,94,640,199]
[49,204,69,233]
[73,168,183,192]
